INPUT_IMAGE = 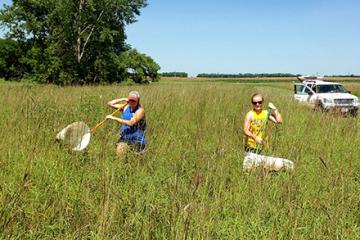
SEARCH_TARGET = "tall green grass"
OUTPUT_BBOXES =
[0,82,359,239]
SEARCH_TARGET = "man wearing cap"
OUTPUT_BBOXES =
[106,91,147,156]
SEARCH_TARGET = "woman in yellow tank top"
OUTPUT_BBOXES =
[243,93,283,153]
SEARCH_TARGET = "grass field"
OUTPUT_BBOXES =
[0,80,359,239]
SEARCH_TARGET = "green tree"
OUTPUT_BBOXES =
[0,0,159,84]
[0,38,29,80]
[117,49,160,83]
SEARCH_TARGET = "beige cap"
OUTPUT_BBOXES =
[128,91,140,101]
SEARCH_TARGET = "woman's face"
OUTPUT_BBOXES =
[252,95,263,111]
[129,99,138,108]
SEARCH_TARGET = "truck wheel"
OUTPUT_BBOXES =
[315,101,325,112]
[350,110,358,117]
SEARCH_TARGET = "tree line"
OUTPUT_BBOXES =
[160,72,188,77]
[196,73,300,78]
[0,0,160,85]
[324,74,360,78]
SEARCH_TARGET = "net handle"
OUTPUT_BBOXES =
[91,103,127,133]
[255,107,271,154]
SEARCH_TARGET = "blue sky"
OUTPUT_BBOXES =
[2,0,360,76]
[126,0,360,76]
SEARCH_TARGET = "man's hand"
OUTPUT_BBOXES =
[268,102,277,110]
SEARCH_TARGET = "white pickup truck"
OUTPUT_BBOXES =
[294,76,359,116]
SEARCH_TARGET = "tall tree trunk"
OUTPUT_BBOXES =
[76,0,84,64]
[75,0,103,64]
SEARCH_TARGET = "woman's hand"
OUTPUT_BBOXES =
[106,115,116,120]
[254,136,264,145]
[268,102,277,110]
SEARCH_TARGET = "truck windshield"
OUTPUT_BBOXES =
[316,84,347,93]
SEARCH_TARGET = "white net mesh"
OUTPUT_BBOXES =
[56,121,91,151]
[243,152,294,172]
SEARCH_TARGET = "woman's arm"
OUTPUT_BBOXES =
[268,103,282,124]
[107,98,128,109]
[106,108,145,127]
[270,110,282,123]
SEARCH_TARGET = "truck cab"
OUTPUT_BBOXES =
[294,76,359,116]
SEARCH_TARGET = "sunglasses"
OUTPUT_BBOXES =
[252,101,263,105]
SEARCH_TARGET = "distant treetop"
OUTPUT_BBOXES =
[160,72,188,78]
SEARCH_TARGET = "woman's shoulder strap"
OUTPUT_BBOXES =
[123,105,130,112]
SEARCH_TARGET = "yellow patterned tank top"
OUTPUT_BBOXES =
[246,110,269,149]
